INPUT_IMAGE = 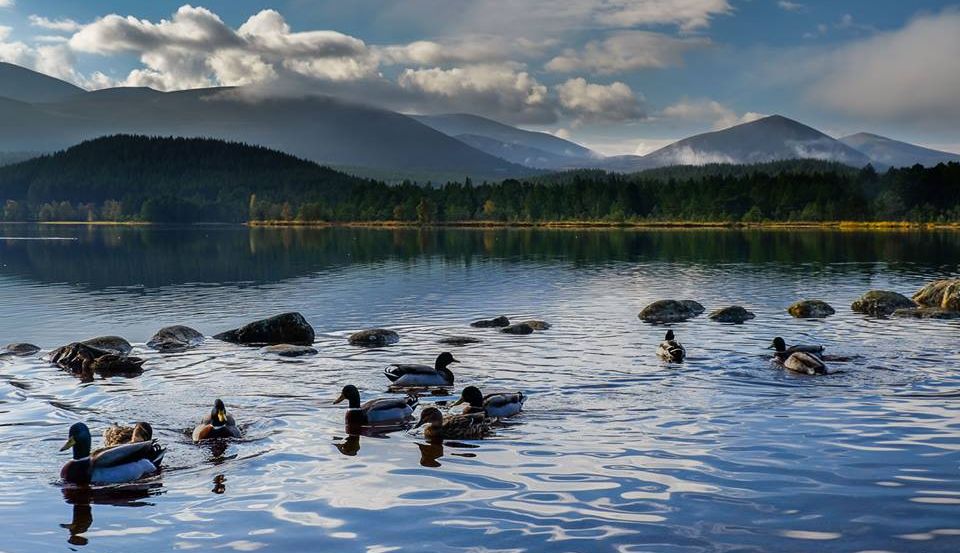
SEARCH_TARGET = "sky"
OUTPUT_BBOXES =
[0,0,958,155]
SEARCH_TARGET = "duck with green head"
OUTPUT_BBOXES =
[192,399,241,442]
[452,386,525,418]
[769,337,827,375]
[60,422,165,484]
[414,406,490,442]
[334,384,418,425]
[384,352,458,387]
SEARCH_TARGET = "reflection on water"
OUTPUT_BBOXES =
[1,224,960,552]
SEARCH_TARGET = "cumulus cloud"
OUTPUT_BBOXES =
[808,10,960,127]
[777,1,805,13]
[594,0,732,31]
[0,0,13,8]
[546,31,709,74]
[378,37,553,66]
[28,15,82,33]
[0,28,85,84]
[661,99,764,129]
[556,77,646,124]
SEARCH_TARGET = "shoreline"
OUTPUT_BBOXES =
[4,220,960,230]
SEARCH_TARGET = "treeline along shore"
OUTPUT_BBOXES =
[1,135,959,225]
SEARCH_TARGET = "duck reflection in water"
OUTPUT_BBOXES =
[417,441,479,468]
[60,483,160,546]
[212,474,226,494]
[333,424,407,457]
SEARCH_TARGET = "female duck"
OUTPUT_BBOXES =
[60,422,165,484]
[414,406,490,442]
[769,337,827,375]
[192,399,241,442]
[657,330,685,362]
[452,386,525,418]
[384,352,458,387]
[102,422,153,448]
[334,384,418,425]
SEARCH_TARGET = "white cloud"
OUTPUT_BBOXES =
[595,0,732,31]
[28,15,83,33]
[378,37,552,66]
[661,99,764,129]
[546,31,709,74]
[777,1,805,13]
[0,0,14,8]
[809,10,960,127]
[556,77,645,124]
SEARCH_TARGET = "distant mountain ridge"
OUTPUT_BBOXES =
[0,62,83,103]
[840,133,960,168]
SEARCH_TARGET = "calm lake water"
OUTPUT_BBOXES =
[1,224,959,552]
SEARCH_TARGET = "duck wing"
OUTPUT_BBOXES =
[384,363,435,381]
[362,396,418,412]
[784,352,827,375]
[442,412,491,438]
[483,392,525,417]
[787,344,825,355]
[91,440,165,469]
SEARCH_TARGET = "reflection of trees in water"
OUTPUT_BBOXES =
[2,225,958,289]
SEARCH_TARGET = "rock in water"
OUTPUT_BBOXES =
[709,306,756,323]
[147,325,204,352]
[501,323,534,335]
[438,336,482,346]
[348,328,400,346]
[49,342,144,374]
[470,316,510,328]
[912,279,960,311]
[261,344,318,357]
[4,343,41,356]
[520,320,551,330]
[638,300,703,323]
[787,300,836,318]
[214,312,315,346]
[893,307,960,320]
[81,336,133,355]
[850,290,915,317]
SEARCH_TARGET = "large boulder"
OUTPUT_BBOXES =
[851,290,916,317]
[787,300,836,318]
[501,323,534,335]
[639,300,704,323]
[471,316,510,328]
[709,306,755,324]
[520,320,551,330]
[147,325,204,352]
[348,328,400,346]
[893,307,960,320]
[912,280,960,311]
[4,343,40,356]
[261,344,318,357]
[81,336,133,355]
[214,312,315,346]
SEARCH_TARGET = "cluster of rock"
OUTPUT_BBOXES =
[898,279,960,319]
[469,315,551,335]
[50,336,143,376]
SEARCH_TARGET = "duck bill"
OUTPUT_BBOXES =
[217,410,227,424]
[333,393,345,405]
[414,418,426,428]
[450,358,460,364]
[60,437,76,452]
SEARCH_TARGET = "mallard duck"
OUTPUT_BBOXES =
[384,352,457,387]
[452,386,525,418]
[769,337,825,360]
[60,422,165,484]
[191,399,241,442]
[414,406,490,442]
[102,422,153,448]
[334,384,418,425]
[656,330,685,362]
[769,337,827,375]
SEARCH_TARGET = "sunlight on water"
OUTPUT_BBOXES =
[0,225,959,552]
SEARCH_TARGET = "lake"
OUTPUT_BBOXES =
[1,224,959,552]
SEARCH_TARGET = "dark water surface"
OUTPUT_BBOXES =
[1,224,958,552]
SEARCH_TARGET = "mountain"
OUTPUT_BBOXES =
[0,62,84,103]
[413,113,597,168]
[631,115,872,171]
[840,133,960,168]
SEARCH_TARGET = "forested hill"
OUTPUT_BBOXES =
[1,135,958,224]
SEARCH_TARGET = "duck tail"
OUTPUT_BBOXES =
[518,392,527,406]
[406,394,419,410]
[383,366,400,382]
[149,440,166,467]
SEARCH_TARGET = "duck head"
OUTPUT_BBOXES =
[334,385,362,409]
[435,352,458,384]
[60,422,92,459]
[769,337,787,352]
[132,422,153,442]
[452,386,483,408]
[414,407,444,429]
[665,330,675,341]
[210,399,229,428]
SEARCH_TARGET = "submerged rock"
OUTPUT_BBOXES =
[147,325,204,352]
[520,320,551,330]
[81,336,133,355]
[501,323,534,335]
[470,316,510,328]
[639,300,703,323]
[851,290,915,317]
[4,343,41,356]
[892,307,960,320]
[348,328,400,347]
[214,312,315,346]
[912,279,960,311]
[708,306,755,323]
[261,344,318,357]
[787,300,836,318]
[438,336,482,346]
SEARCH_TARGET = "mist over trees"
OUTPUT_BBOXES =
[1,135,958,224]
